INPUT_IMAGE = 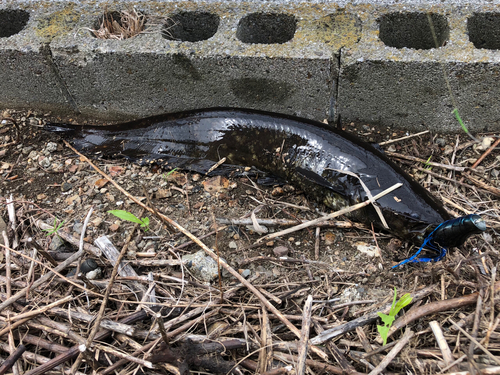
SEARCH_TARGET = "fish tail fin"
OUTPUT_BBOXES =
[44,123,81,136]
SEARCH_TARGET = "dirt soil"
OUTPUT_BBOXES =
[0,109,498,375]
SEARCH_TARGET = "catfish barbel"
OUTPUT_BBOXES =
[45,108,482,255]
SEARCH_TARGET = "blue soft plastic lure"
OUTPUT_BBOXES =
[393,214,487,268]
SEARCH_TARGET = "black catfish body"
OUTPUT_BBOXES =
[45,108,450,240]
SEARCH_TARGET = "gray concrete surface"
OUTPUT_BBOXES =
[1,0,500,132]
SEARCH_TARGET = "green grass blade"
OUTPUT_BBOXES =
[108,210,143,224]
[453,108,469,134]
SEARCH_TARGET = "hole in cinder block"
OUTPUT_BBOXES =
[91,10,146,39]
[236,13,296,44]
[162,12,219,42]
[468,13,500,50]
[0,9,29,38]
[378,12,449,49]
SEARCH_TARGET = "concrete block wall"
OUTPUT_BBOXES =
[1,0,500,132]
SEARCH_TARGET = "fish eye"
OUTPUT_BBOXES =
[472,215,487,231]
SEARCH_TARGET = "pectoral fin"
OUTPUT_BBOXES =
[294,167,346,195]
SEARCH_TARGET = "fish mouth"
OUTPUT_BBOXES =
[471,214,487,231]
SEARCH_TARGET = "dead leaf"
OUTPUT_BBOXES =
[109,165,125,176]
[65,195,81,205]
[156,188,172,199]
[94,178,109,188]
[165,171,187,186]
[68,165,78,173]
[109,223,120,231]
[202,176,229,194]
[324,231,336,245]
[354,241,380,257]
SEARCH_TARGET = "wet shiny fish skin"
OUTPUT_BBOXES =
[45,108,450,240]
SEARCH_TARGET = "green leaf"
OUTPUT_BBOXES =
[43,218,65,236]
[165,168,178,176]
[377,324,390,346]
[107,210,142,224]
[393,293,413,315]
[140,217,150,231]
[377,312,395,327]
[389,287,398,316]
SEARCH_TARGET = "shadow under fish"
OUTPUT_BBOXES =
[44,108,486,265]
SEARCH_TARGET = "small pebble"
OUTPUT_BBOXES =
[435,138,446,147]
[39,158,51,168]
[86,268,102,280]
[61,182,72,192]
[73,222,83,234]
[91,217,103,227]
[28,150,38,159]
[273,246,289,257]
[80,259,98,273]
[49,235,65,251]
[109,223,120,231]
[239,269,251,278]
[22,146,33,154]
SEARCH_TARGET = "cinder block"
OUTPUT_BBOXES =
[1,1,362,122]
[0,5,78,114]
[337,2,500,132]
[2,0,500,132]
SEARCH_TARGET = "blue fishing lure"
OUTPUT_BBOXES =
[393,214,487,268]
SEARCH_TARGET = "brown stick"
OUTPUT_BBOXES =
[385,151,467,172]
[0,341,86,375]
[275,352,366,375]
[99,339,159,375]
[6,296,73,323]
[258,306,271,373]
[429,321,457,372]
[217,217,357,228]
[368,329,414,375]
[71,220,141,373]
[260,183,402,241]
[23,310,148,375]
[415,167,484,193]
[0,344,25,375]
[0,247,84,313]
[464,174,500,197]
[388,281,500,338]
[471,137,500,168]
[296,295,313,375]
[385,151,466,171]
[311,284,435,345]
[33,219,102,257]
[64,140,328,359]
[450,319,500,366]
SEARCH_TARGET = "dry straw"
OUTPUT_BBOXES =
[90,9,146,40]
